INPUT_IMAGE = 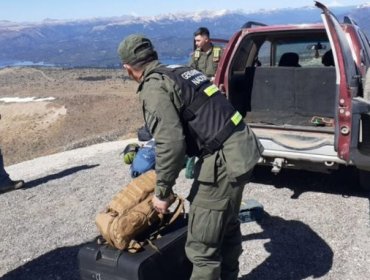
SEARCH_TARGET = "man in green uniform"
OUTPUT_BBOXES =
[0,113,25,194]
[118,34,263,280]
[0,148,24,194]
[189,27,223,81]
[187,27,224,178]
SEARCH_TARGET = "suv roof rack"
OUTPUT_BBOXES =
[241,21,267,29]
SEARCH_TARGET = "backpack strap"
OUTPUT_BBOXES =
[167,195,185,225]
[150,194,185,236]
[126,195,186,254]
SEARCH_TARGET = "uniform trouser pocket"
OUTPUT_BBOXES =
[189,201,228,245]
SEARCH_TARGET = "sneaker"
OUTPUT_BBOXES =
[0,180,25,194]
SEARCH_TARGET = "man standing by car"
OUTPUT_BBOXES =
[187,27,225,177]
[118,34,263,280]
[0,149,24,194]
[0,114,25,194]
[189,27,223,81]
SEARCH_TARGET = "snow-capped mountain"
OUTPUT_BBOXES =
[0,5,369,68]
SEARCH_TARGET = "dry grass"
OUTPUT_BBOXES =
[0,67,143,165]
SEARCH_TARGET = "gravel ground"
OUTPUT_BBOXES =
[0,139,369,280]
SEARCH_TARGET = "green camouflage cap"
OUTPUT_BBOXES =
[117,34,157,65]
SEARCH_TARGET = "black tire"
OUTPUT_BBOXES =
[358,169,370,191]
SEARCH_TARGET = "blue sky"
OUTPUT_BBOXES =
[0,0,368,22]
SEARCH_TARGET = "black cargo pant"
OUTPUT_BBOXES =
[0,149,11,186]
[185,150,246,280]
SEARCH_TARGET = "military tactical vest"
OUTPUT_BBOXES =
[149,65,244,157]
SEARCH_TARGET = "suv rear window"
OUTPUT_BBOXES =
[275,40,331,67]
[231,30,332,70]
[259,39,332,67]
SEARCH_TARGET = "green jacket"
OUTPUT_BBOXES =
[188,44,223,78]
[137,61,263,198]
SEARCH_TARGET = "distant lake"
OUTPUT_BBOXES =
[0,56,189,69]
[162,56,189,66]
[0,60,56,68]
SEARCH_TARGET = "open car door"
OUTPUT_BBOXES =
[316,1,359,162]
[316,1,370,172]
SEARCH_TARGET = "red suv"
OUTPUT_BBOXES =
[214,1,370,190]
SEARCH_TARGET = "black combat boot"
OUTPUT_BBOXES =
[0,179,25,194]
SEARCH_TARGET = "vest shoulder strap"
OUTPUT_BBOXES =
[182,84,219,121]
[203,111,243,154]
